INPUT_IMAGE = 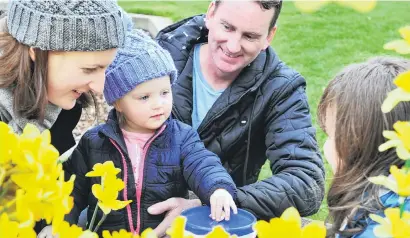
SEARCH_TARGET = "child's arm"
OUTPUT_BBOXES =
[180,127,237,217]
[62,134,92,225]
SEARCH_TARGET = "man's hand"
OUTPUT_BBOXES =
[147,197,202,237]
[210,189,237,222]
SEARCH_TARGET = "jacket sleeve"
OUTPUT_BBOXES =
[63,134,91,225]
[236,73,325,219]
[181,127,237,205]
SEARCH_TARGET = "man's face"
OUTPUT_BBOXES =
[205,0,276,74]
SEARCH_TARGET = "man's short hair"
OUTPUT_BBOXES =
[214,0,283,31]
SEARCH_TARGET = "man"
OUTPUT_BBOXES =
[149,0,325,235]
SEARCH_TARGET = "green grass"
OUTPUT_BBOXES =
[119,1,410,221]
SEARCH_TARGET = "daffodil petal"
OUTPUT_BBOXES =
[396,146,410,160]
[253,220,271,238]
[399,26,410,43]
[394,71,410,92]
[379,139,401,152]
[381,88,410,113]
[384,39,410,55]
[98,202,112,215]
[368,175,398,193]
[280,207,302,228]
[301,221,326,238]
[373,225,393,238]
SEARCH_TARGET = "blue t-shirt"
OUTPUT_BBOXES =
[191,44,225,130]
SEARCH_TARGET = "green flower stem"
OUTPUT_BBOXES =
[89,176,105,231]
[93,213,107,233]
[0,198,16,215]
[88,204,99,231]
[405,160,410,172]
[399,196,406,217]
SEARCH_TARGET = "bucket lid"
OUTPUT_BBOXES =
[181,206,256,236]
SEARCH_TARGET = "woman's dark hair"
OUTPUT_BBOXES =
[318,56,410,237]
[0,25,95,121]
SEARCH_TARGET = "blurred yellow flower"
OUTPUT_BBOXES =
[394,71,410,92]
[205,226,237,238]
[0,122,18,165]
[53,221,98,238]
[294,0,376,13]
[293,0,328,14]
[379,121,410,160]
[166,216,193,238]
[336,0,377,13]
[369,165,410,197]
[92,175,132,214]
[255,207,326,238]
[370,208,410,237]
[382,71,410,113]
[86,161,121,178]
[384,26,410,55]
[102,228,156,238]
[0,213,19,238]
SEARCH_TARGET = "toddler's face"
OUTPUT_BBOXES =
[323,107,339,173]
[115,75,173,133]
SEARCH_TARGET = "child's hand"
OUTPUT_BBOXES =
[210,189,237,222]
[37,225,58,238]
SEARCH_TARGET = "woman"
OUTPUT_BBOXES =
[0,0,127,153]
[0,0,127,233]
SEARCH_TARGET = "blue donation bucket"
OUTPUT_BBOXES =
[181,206,257,237]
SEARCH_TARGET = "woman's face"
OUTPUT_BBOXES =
[323,107,339,173]
[46,49,117,110]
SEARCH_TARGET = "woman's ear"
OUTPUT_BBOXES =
[28,47,35,61]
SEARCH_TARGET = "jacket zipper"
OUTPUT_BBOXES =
[109,125,166,235]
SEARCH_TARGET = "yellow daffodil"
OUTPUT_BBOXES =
[294,0,376,14]
[336,0,377,13]
[92,175,132,214]
[384,26,410,55]
[254,207,326,238]
[379,121,410,160]
[102,228,157,238]
[369,165,410,197]
[0,213,19,238]
[16,227,37,238]
[382,71,410,113]
[394,71,410,92]
[369,208,410,237]
[53,221,98,238]
[205,226,237,238]
[293,0,329,14]
[0,122,19,165]
[166,216,193,238]
[86,161,121,178]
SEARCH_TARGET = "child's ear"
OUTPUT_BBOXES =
[113,101,122,113]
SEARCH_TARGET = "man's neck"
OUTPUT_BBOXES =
[199,44,240,91]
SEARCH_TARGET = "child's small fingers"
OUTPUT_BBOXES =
[230,199,238,214]
[211,196,217,220]
[224,201,231,221]
[216,198,224,221]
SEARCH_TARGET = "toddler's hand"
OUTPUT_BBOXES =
[210,189,237,222]
[37,225,58,238]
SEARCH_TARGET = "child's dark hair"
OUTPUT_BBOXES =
[318,56,410,237]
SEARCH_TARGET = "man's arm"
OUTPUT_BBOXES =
[236,73,325,220]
